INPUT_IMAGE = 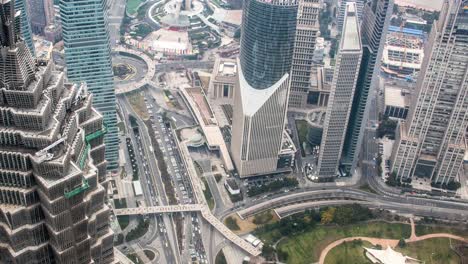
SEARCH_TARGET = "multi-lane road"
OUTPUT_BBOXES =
[119,97,180,264]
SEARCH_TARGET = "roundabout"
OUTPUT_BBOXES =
[113,63,137,81]
[112,46,157,95]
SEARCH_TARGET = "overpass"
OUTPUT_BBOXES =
[113,47,156,95]
[113,204,262,256]
[234,188,468,221]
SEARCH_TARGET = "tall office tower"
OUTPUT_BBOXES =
[341,0,393,173]
[391,0,468,185]
[317,3,362,177]
[288,0,321,108]
[59,0,119,169]
[28,0,55,34]
[0,2,114,263]
[336,0,364,33]
[15,0,34,54]
[231,0,297,177]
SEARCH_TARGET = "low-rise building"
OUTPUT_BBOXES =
[33,36,53,65]
[208,58,238,104]
[224,178,240,195]
[384,86,410,119]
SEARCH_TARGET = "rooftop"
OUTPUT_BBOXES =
[341,2,361,51]
[384,86,410,108]
[33,36,53,64]
[186,87,216,126]
[364,246,422,264]
[388,25,424,37]
[218,61,237,76]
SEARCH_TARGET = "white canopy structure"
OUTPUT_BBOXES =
[364,246,422,264]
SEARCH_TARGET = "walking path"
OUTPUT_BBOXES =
[318,218,468,264]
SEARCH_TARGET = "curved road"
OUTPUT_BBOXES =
[218,188,468,222]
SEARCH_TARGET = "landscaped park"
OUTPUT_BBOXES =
[225,204,468,264]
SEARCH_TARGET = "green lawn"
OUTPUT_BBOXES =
[415,225,468,238]
[400,238,460,264]
[117,215,130,230]
[324,240,373,264]
[215,250,227,264]
[113,198,127,209]
[126,0,143,15]
[295,120,309,156]
[261,221,411,264]
[126,253,143,264]
[125,218,149,242]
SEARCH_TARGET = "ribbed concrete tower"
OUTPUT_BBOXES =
[391,0,468,185]
[288,0,321,108]
[341,0,393,173]
[0,1,114,263]
[317,2,362,177]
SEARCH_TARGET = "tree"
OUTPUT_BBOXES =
[261,243,276,261]
[225,216,240,230]
[377,115,398,139]
[277,248,289,262]
[386,171,399,187]
[321,207,336,224]
[398,238,406,248]
[446,181,461,191]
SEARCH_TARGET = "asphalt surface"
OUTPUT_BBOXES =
[119,97,179,263]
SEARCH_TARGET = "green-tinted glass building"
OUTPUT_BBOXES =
[15,0,35,55]
[58,0,119,170]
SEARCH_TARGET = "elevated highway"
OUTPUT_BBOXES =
[234,188,468,221]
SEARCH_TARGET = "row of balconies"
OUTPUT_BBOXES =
[0,221,48,253]
[0,62,53,109]
[0,186,38,207]
[0,240,52,264]
[0,169,34,188]
[1,203,44,230]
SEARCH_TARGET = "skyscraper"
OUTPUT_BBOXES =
[231,0,297,177]
[15,0,34,54]
[341,0,393,173]
[59,0,119,169]
[336,0,364,33]
[391,0,468,185]
[317,2,362,177]
[288,0,321,108]
[28,0,55,35]
[0,1,114,262]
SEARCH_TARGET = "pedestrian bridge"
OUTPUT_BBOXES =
[113,204,204,215]
[113,204,261,256]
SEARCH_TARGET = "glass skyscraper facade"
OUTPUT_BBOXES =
[239,0,298,89]
[59,0,119,169]
[232,0,298,177]
[15,0,35,55]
